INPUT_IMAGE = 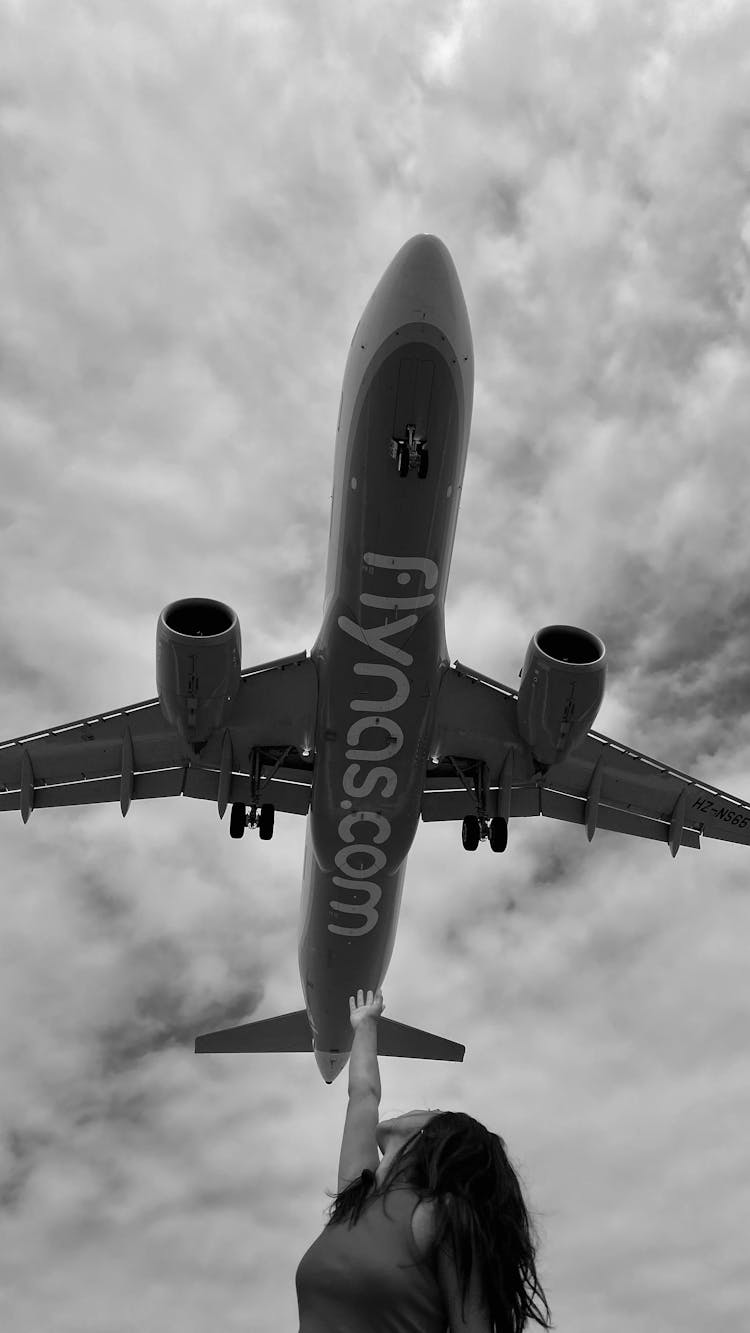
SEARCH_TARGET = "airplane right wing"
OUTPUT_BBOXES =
[422,661,750,856]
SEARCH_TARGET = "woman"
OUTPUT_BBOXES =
[296,988,552,1332]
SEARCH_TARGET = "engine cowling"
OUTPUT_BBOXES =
[517,624,606,769]
[156,598,241,749]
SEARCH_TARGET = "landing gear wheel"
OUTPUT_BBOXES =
[489,817,508,852]
[230,802,246,839]
[462,816,481,851]
[258,803,275,840]
[397,442,410,477]
[418,445,429,479]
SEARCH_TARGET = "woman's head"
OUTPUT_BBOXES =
[375,1107,440,1160]
[327,1108,552,1333]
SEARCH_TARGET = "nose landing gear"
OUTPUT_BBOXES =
[391,424,429,479]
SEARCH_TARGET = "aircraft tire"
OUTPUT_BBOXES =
[418,446,429,479]
[461,816,480,851]
[489,817,508,852]
[397,442,410,477]
[259,803,275,840]
[230,802,246,839]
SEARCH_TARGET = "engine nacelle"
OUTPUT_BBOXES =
[517,624,606,769]
[156,598,241,749]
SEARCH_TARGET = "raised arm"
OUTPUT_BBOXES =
[347,986,384,1096]
[337,989,385,1194]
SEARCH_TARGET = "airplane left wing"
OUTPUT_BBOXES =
[423,661,750,856]
[0,652,317,822]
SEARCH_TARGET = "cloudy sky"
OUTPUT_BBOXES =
[2,0,750,1328]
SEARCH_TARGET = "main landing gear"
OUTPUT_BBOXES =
[228,746,288,840]
[445,756,511,853]
[462,816,508,853]
[391,424,429,478]
[230,801,275,840]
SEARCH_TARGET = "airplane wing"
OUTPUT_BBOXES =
[422,661,750,856]
[0,652,317,823]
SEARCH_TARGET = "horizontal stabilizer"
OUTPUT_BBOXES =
[377,1016,465,1063]
[195,1009,313,1053]
[194,1009,464,1063]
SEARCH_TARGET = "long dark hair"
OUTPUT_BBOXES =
[324,1110,552,1333]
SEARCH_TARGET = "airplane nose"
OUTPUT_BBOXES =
[369,232,472,364]
[389,233,458,309]
[349,231,474,415]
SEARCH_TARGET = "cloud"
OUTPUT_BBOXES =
[2,0,750,1328]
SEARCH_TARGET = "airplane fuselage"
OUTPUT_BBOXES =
[298,237,474,1081]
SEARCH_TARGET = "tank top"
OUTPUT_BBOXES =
[296,1179,448,1332]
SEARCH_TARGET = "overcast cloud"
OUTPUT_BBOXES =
[2,1,750,1329]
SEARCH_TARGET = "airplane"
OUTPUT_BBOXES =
[3,233,750,1084]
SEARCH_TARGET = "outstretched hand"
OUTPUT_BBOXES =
[349,987,385,1030]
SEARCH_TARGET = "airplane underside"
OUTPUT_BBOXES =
[5,236,740,1085]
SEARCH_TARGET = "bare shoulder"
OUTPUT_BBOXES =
[412,1195,492,1330]
[410,1195,439,1259]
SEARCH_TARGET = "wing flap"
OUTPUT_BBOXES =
[0,768,184,812]
[550,740,695,818]
[421,784,541,821]
[0,763,313,817]
[540,786,701,849]
[183,767,311,816]
[421,780,700,848]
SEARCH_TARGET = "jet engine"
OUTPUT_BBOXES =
[156,598,241,750]
[516,624,606,770]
